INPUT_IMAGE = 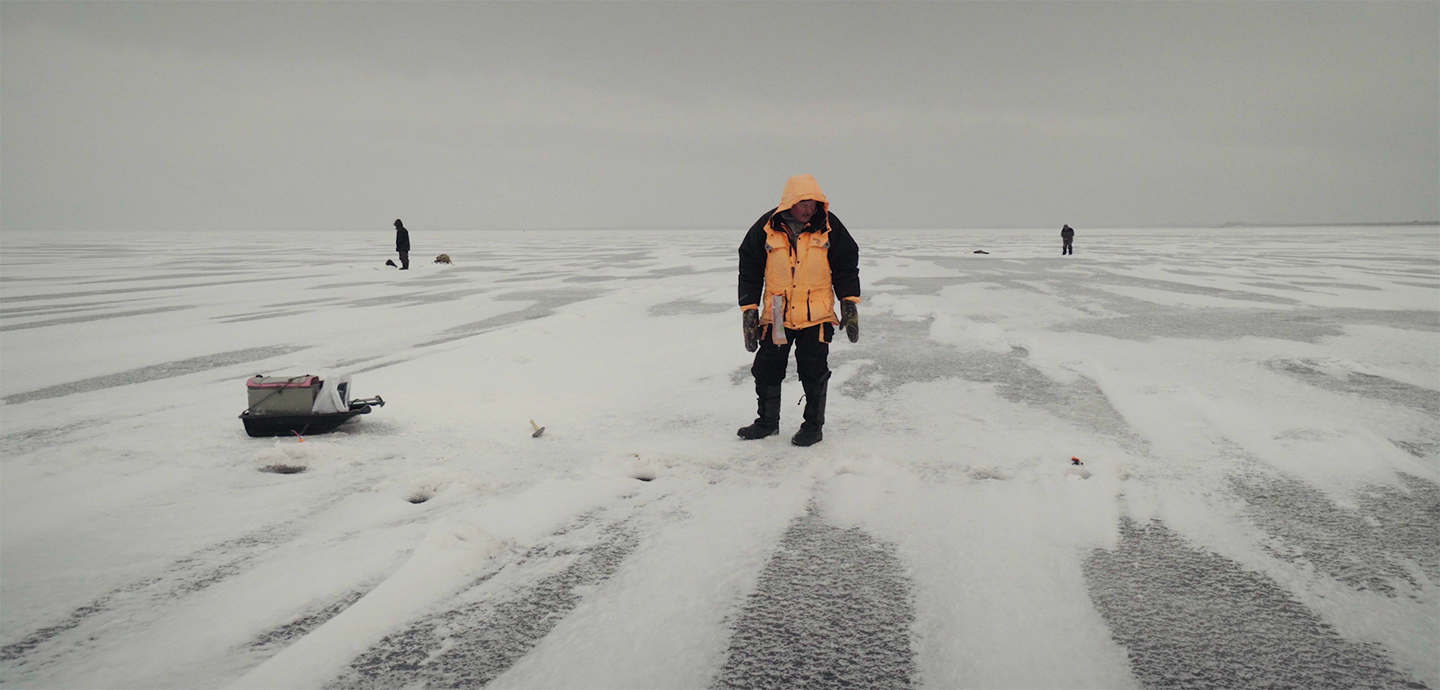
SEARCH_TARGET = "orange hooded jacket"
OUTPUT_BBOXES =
[737,175,861,332]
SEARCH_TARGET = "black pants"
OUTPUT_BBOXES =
[752,323,832,388]
[1062,240,1073,255]
[398,251,410,269]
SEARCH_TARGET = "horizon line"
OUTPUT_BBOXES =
[256,220,1439,232]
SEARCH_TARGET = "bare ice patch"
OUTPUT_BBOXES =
[3,345,310,404]
[1084,518,1427,689]
[713,504,915,689]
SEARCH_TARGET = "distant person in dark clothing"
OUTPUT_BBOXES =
[394,219,411,269]
[1061,224,1075,255]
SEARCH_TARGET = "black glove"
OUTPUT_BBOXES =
[743,309,761,352]
[839,300,859,343]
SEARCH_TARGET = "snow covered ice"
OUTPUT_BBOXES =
[1,226,1436,689]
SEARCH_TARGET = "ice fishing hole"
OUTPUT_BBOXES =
[260,464,307,474]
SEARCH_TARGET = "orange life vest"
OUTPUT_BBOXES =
[758,221,840,331]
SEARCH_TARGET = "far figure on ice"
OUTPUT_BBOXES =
[736,174,861,446]
[1061,224,1075,255]
[394,219,411,269]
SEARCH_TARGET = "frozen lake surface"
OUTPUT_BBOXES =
[1,226,1437,688]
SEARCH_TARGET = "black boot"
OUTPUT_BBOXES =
[791,374,828,446]
[737,384,781,439]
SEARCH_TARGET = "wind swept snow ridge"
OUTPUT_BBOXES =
[328,512,639,689]
[231,519,504,689]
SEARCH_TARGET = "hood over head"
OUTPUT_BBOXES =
[777,174,829,217]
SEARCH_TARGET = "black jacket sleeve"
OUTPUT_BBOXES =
[826,212,861,301]
[737,209,775,307]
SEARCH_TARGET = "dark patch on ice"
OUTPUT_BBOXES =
[218,311,311,323]
[337,287,493,308]
[872,276,975,296]
[649,299,732,316]
[414,305,551,347]
[831,314,1146,451]
[0,277,302,303]
[0,591,133,664]
[730,365,754,387]
[831,315,957,396]
[326,355,386,369]
[413,288,602,347]
[590,250,653,268]
[2,344,310,404]
[565,267,699,283]
[564,275,619,283]
[1167,269,1232,277]
[345,360,412,377]
[311,281,389,290]
[497,288,599,303]
[928,257,1306,306]
[0,419,107,456]
[0,296,162,316]
[497,272,557,283]
[263,297,341,308]
[1083,518,1427,689]
[1230,471,1440,594]
[245,589,371,652]
[1240,281,1322,292]
[713,505,915,690]
[1393,440,1440,458]
[405,274,468,287]
[0,305,193,331]
[73,271,253,285]
[1063,309,1345,343]
[1325,308,1440,331]
[329,517,638,689]
[260,464,307,474]
[1291,282,1386,291]
[643,266,706,279]
[1266,359,1440,418]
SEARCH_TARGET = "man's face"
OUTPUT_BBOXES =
[790,200,818,225]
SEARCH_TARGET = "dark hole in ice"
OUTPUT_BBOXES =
[260,464,306,474]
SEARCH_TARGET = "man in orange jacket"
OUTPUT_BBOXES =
[737,175,861,446]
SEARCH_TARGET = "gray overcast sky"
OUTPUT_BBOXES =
[2,1,1436,233]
